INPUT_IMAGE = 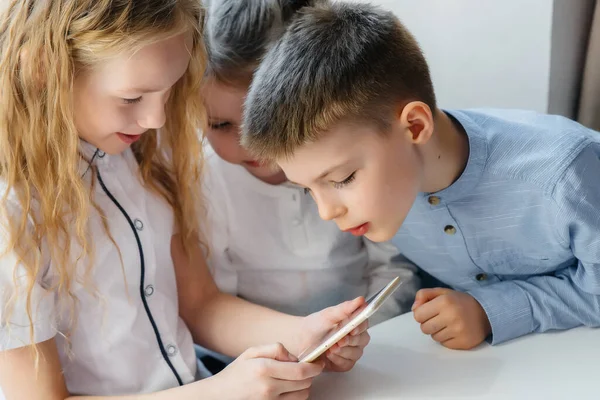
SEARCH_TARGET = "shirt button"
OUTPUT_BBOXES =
[134,218,144,231]
[144,285,154,297]
[292,194,297,201]
[428,196,441,206]
[166,344,178,357]
[292,218,301,226]
[476,273,488,281]
[97,150,106,158]
[444,225,456,235]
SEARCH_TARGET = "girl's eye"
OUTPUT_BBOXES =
[332,171,356,189]
[209,121,232,130]
[122,97,142,105]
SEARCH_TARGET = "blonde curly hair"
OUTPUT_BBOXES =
[0,0,206,353]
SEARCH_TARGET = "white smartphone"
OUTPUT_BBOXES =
[298,276,403,363]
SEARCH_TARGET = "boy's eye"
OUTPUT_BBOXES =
[122,96,142,105]
[209,121,232,130]
[332,171,356,189]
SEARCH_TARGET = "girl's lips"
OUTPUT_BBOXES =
[116,132,142,144]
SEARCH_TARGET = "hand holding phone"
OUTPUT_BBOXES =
[298,277,403,363]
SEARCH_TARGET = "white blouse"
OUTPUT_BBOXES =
[0,142,197,396]
[202,146,419,325]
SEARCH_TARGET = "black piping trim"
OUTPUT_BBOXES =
[96,169,184,386]
[80,149,100,178]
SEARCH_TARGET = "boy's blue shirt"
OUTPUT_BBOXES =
[392,108,600,344]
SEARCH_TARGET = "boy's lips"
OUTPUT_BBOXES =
[343,222,370,236]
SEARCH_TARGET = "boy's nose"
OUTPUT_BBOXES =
[318,201,346,221]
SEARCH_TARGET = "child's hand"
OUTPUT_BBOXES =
[412,288,491,350]
[299,297,371,372]
[210,343,324,399]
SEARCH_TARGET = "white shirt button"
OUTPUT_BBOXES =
[166,344,178,357]
[144,285,154,297]
[292,218,302,226]
[134,218,144,231]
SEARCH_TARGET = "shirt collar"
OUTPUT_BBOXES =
[418,109,488,204]
[78,140,107,178]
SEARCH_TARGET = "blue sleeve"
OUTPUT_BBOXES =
[468,142,600,344]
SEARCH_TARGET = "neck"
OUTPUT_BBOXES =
[420,109,469,193]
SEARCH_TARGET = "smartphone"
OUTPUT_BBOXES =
[298,276,403,363]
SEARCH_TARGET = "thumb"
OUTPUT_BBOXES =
[241,342,297,362]
[412,288,452,310]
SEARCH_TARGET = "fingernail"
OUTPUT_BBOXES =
[411,302,417,311]
[288,353,298,362]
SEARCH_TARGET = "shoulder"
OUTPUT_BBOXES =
[450,108,599,194]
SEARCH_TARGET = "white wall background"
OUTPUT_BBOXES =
[347,0,593,117]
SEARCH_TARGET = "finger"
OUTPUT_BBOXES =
[441,337,467,350]
[276,377,313,395]
[431,327,454,343]
[350,320,369,335]
[420,314,448,335]
[412,288,452,310]
[264,359,324,381]
[329,344,364,361]
[338,331,370,348]
[280,388,311,400]
[324,350,356,372]
[413,295,445,323]
[242,343,296,362]
[319,297,366,325]
[442,337,481,351]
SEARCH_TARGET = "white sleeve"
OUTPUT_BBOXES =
[201,162,238,295]
[0,215,56,350]
[364,239,420,325]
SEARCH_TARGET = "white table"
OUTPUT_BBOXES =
[311,313,599,399]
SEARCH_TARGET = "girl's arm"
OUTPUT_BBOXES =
[0,339,218,400]
[172,233,370,372]
[171,234,305,357]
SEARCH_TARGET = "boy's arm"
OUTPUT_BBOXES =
[467,143,600,344]
[364,239,420,324]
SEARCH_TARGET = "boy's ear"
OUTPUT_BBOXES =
[397,101,434,145]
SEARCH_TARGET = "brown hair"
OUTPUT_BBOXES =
[242,1,436,160]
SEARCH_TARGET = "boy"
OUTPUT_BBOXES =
[240,1,600,350]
